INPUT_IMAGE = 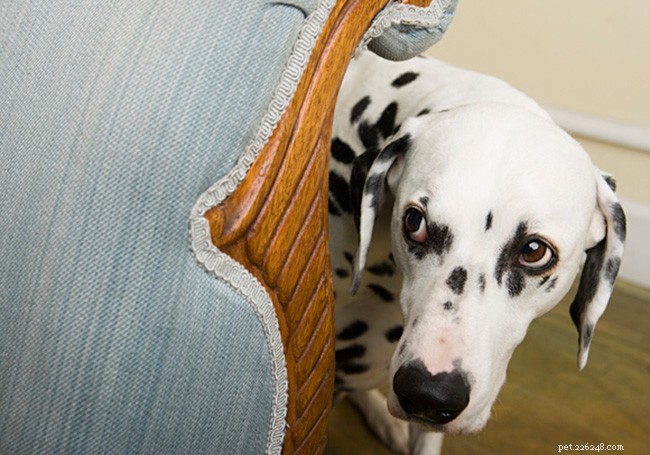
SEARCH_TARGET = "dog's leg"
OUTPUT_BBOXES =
[348,389,409,454]
[409,423,444,455]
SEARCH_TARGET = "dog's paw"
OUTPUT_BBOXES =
[409,424,444,455]
[349,389,409,454]
[369,411,409,454]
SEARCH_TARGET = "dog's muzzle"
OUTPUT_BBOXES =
[393,359,470,425]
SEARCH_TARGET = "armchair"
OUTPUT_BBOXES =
[0,1,456,453]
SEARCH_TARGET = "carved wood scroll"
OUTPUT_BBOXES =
[203,0,437,453]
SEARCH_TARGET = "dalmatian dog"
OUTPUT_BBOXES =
[328,51,626,454]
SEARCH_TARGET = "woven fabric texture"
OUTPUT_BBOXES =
[0,0,314,452]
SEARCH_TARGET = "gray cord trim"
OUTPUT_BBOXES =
[188,1,335,453]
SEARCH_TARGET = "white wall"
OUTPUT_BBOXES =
[424,0,650,287]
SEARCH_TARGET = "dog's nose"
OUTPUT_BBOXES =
[393,360,470,425]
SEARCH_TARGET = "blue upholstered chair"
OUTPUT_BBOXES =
[0,1,456,453]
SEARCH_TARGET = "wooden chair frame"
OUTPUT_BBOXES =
[204,1,432,452]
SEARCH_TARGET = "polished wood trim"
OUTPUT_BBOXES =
[204,1,392,453]
[399,0,433,7]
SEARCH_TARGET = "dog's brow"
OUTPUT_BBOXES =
[495,221,528,286]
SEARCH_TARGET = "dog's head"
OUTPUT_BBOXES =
[351,103,626,434]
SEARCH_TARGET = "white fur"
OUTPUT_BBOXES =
[330,52,624,454]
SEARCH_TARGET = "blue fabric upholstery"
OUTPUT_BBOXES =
[366,0,458,61]
[0,0,316,452]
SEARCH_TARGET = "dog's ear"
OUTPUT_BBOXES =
[350,134,411,294]
[570,170,626,370]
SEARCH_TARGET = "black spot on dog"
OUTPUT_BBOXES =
[350,149,379,228]
[412,316,419,327]
[478,274,486,293]
[328,197,341,216]
[605,257,621,285]
[367,283,395,302]
[495,222,528,285]
[335,268,350,279]
[358,121,379,149]
[446,267,468,295]
[419,196,430,207]
[350,95,371,124]
[358,135,412,222]
[368,261,395,276]
[545,276,558,293]
[582,323,594,349]
[363,174,383,213]
[356,103,401,149]
[337,320,368,340]
[429,222,454,256]
[340,362,370,375]
[391,71,419,88]
[386,326,404,343]
[344,251,354,265]
[506,270,525,297]
[407,221,454,260]
[443,301,453,311]
[485,212,493,231]
[376,102,399,139]
[376,134,411,164]
[336,344,366,363]
[334,377,355,394]
[602,174,617,192]
[335,344,369,381]
[538,276,550,287]
[417,108,431,117]
[570,241,607,331]
[611,202,626,242]
[331,138,356,164]
[329,171,351,214]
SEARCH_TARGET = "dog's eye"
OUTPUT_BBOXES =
[404,208,427,243]
[519,239,555,270]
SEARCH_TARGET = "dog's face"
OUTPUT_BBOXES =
[352,104,626,434]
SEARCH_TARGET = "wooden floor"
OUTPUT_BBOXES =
[326,281,650,454]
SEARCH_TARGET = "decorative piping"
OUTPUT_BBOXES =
[189,1,335,453]
[356,0,456,57]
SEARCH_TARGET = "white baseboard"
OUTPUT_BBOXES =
[618,198,650,289]
[544,105,650,154]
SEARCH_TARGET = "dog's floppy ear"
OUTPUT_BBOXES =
[350,134,411,294]
[570,170,626,370]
